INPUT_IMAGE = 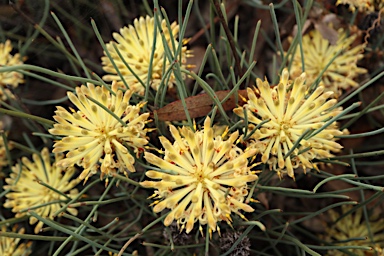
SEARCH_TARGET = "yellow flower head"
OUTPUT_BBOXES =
[0,40,26,100]
[49,82,151,182]
[323,205,384,256]
[0,122,12,172]
[0,226,32,256]
[140,117,258,235]
[288,27,367,97]
[336,0,375,12]
[101,15,192,95]
[234,69,345,179]
[3,148,79,234]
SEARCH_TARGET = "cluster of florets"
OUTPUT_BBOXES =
[140,117,258,236]
[234,69,346,179]
[322,205,384,256]
[336,0,383,12]
[0,40,26,100]
[101,15,192,95]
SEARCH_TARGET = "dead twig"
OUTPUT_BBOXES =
[210,0,245,87]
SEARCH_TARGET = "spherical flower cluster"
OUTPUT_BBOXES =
[0,121,11,172]
[0,142,8,171]
[0,40,26,100]
[234,69,345,179]
[288,27,367,97]
[101,15,192,95]
[49,82,151,182]
[3,148,79,234]
[0,226,32,256]
[140,117,258,235]
[323,205,384,256]
[336,0,375,12]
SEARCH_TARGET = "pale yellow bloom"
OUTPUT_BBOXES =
[323,205,384,256]
[288,27,367,97]
[0,40,26,100]
[101,15,192,95]
[234,69,345,179]
[4,148,79,234]
[336,0,376,12]
[140,117,258,236]
[0,226,32,256]
[0,121,11,172]
[49,82,151,182]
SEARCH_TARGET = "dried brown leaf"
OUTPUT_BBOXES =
[152,89,248,121]
[314,22,339,45]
